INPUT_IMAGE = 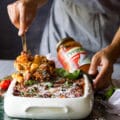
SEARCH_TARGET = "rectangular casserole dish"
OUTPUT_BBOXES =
[4,74,94,119]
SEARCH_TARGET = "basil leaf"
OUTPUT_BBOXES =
[55,68,82,79]
[105,86,117,100]
[24,79,37,86]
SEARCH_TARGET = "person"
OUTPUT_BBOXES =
[7,0,120,90]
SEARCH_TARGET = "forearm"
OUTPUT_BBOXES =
[107,27,120,62]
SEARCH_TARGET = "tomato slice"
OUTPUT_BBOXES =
[0,79,11,91]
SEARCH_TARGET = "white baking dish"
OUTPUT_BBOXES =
[4,74,94,119]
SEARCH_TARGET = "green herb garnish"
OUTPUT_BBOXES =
[104,86,117,100]
[55,68,82,80]
[44,82,53,88]
[64,81,72,87]
[24,79,37,86]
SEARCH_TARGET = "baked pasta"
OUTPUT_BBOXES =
[12,52,85,98]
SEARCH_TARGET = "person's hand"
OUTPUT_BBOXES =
[7,0,47,36]
[88,46,114,91]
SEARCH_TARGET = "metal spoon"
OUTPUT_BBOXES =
[21,34,27,52]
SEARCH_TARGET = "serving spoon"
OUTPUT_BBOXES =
[21,34,27,52]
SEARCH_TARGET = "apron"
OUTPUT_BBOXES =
[39,0,120,79]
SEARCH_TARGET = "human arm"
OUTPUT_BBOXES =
[89,27,120,90]
[7,0,48,36]
[107,27,120,62]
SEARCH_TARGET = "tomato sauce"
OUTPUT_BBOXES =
[57,37,91,73]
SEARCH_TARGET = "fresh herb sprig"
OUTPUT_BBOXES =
[55,68,82,80]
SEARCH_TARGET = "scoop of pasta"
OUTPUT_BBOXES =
[12,51,55,83]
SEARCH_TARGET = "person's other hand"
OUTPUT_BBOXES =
[7,0,47,36]
[88,46,114,91]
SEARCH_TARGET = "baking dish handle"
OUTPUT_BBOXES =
[24,106,69,115]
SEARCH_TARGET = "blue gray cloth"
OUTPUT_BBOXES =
[39,0,120,80]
